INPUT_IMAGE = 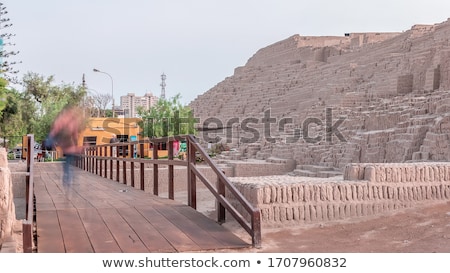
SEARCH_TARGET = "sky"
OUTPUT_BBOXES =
[2,0,450,105]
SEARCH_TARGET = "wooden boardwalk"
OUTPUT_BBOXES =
[33,163,250,253]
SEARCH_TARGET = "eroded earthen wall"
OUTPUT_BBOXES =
[229,162,450,227]
[0,148,16,245]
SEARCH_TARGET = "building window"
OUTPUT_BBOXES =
[117,135,128,142]
[117,135,129,156]
[83,136,97,146]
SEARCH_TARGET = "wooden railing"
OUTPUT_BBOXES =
[75,134,261,248]
[23,134,35,253]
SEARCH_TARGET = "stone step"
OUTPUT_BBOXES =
[292,169,317,177]
[266,157,290,164]
[296,164,335,172]
[316,170,343,178]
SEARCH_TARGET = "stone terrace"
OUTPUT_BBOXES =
[190,19,450,170]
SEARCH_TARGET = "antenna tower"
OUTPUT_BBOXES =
[160,73,166,99]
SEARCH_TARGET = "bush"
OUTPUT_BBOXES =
[7,153,15,160]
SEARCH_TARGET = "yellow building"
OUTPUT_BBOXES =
[79,117,142,146]
[24,118,159,160]
[78,117,170,158]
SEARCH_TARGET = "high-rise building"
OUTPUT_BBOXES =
[120,92,158,118]
[140,92,159,110]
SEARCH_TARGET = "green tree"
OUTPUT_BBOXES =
[138,94,198,138]
[0,77,7,113]
[0,78,32,147]
[0,87,28,147]
[22,72,87,142]
[0,72,87,148]
[0,2,21,84]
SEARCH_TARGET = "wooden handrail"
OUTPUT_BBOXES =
[186,135,261,247]
[75,134,262,248]
[23,134,35,253]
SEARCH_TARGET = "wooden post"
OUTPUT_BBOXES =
[90,147,94,173]
[187,140,197,209]
[22,221,33,253]
[104,146,108,178]
[25,165,30,218]
[153,142,159,195]
[87,147,90,172]
[140,143,145,190]
[116,145,120,182]
[252,211,262,248]
[23,135,34,253]
[217,170,226,224]
[99,146,103,177]
[130,143,135,187]
[110,145,114,180]
[82,148,85,171]
[86,148,89,172]
[168,140,174,200]
[122,143,127,184]
[25,135,32,228]
[90,147,93,173]
[95,146,98,175]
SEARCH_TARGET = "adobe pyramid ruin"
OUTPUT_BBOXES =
[190,19,450,171]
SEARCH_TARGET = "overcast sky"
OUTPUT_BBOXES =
[2,0,450,105]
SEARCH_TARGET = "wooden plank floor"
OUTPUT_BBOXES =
[33,163,251,253]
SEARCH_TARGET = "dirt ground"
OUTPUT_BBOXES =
[221,200,450,253]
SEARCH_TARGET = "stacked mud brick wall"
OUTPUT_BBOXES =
[229,162,450,227]
[0,148,16,249]
[190,19,450,169]
[228,158,296,177]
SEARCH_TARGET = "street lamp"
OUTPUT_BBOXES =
[93,68,115,118]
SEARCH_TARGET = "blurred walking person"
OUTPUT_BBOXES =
[48,104,86,187]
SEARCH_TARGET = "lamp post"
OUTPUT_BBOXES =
[93,68,115,118]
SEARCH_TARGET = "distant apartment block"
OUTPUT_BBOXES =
[120,92,158,117]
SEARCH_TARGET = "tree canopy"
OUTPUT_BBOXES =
[0,72,87,148]
[22,72,87,142]
[137,94,198,138]
[0,77,7,113]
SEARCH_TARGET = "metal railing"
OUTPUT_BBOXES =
[75,135,261,248]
